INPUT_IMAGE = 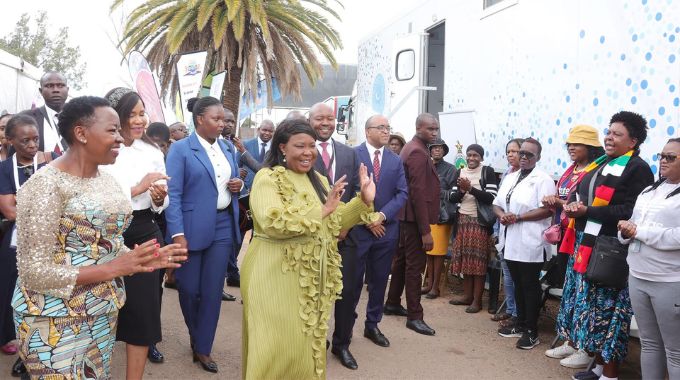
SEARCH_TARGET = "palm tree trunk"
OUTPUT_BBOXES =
[222,66,242,118]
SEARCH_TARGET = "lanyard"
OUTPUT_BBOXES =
[12,153,38,191]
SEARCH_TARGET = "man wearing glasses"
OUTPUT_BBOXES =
[331,115,408,370]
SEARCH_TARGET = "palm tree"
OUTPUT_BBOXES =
[111,0,343,115]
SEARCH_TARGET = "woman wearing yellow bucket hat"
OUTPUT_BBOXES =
[542,125,605,368]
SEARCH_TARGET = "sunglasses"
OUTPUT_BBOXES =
[518,150,536,159]
[658,153,678,163]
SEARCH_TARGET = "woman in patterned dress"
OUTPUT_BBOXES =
[563,112,654,380]
[11,96,186,379]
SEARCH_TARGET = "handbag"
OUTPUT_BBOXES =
[476,166,497,227]
[585,235,629,289]
[439,197,459,224]
[542,212,562,244]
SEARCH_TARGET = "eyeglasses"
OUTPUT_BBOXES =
[367,125,391,133]
[658,153,678,162]
[518,150,536,159]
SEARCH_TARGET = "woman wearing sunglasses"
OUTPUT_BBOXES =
[563,111,653,380]
[543,125,604,369]
[493,137,555,350]
[617,139,680,380]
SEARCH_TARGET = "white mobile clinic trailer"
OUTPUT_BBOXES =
[350,0,680,176]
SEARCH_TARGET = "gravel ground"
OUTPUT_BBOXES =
[1,239,642,379]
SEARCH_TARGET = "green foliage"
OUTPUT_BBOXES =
[0,11,87,90]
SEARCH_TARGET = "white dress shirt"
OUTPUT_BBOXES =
[43,106,63,152]
[316,138,336,181]
[100,139,168,212]
[197,134,232,210]
[367,143,384,167]
[257,137,271,156]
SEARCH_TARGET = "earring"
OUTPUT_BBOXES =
[80,139,87,144]
[282,154,286,163]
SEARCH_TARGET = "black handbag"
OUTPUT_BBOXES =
[439,197,459,224]
[585,235,629,289]
[476,166,497,227]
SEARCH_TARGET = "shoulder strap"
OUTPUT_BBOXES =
[480,166,488,189]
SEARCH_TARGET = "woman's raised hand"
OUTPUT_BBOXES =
[358,163,376,206]
[323,174,347,218]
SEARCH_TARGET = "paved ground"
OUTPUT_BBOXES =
[1,237,642,379]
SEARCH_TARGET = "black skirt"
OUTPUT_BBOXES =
[116,209,164,346]
[0,224,17,345]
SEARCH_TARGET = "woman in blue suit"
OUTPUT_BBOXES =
[165,96,243,373]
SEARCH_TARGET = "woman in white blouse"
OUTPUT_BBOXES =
[492,138,555,350]
[103,88,169,378]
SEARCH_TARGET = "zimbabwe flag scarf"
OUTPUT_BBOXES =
[558,150,634,273]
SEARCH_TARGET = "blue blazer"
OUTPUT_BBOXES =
[165,133,242,251]
[349,143,408,242]
[243,137,263,190]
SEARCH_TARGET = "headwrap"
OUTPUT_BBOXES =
[466,144,485,158]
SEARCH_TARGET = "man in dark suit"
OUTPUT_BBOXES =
[242,119,274,189]
[20,71,69,153]
[331,115,408,370]
[310,103,359,202]
[385,113,440,336]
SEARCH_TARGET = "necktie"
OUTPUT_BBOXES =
[260,142,266,162]
[320,142,333,182]
[52,115,62,154]
[373,150,381,183]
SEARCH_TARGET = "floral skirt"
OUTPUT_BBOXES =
[451,214,492,276]
[570,233,632,363]
[14,312,118,379]
[556,250,578,340]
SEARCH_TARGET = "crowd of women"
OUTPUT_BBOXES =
[0,83,678,380]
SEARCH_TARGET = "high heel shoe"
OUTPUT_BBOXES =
[193,353,218,373]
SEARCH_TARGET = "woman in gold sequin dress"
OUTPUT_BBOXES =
[11,96,187,379]
[241,119,376,380]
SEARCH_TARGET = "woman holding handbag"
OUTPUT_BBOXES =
[618,138,680,380]
[448,144,499,313]
[421,139,456,299]
[562,111,653,380]
[543,125,604,369]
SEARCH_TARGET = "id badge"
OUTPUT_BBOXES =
[630,239,641,253]
[10,225,17,248]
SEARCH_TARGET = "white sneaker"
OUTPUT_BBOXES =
[560,349,591,369]
[544,341,575,359]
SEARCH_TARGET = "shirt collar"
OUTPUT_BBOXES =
[197,134,219,150]
[257,137,270,148]
[367,142,384,156]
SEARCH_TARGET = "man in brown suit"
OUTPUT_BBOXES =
[385,113,440,335]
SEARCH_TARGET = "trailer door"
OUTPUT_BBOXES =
[388,33,429,138]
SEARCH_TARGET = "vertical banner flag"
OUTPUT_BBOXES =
[175,51,208,130]
[128,51,165,123]
[210,71,227,100]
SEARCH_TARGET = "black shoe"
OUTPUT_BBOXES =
[498,325,524,338]
[331,346,358,370]
[148,344,164,363]
[364,327,390,347]
[406,319,435,336]
[516,330,540,350]
[222,291,236,301]
[11,358,26,377]
[164,281,177,289]
[226,277,240,287]
[193,353,218,373]
[383,304,408,316]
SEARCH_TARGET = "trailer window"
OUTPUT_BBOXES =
[395,49,415,81]
[483,0,504,8]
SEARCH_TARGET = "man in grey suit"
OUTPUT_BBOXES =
[310,103,359,202]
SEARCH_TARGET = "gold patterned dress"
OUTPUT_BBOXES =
[241,167,374,380]
[11,165,132,379]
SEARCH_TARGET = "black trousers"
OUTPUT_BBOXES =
[505,259,543,332]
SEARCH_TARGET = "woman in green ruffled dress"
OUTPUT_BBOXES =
[241,119,376,380]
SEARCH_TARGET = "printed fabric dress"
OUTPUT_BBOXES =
[241,167,375,380]
[12,165,132,379]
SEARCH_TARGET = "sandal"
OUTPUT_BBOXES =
[465,305,481,313]
[499,316,517,327]
[491,312,512,322]
[425,292,439,299]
